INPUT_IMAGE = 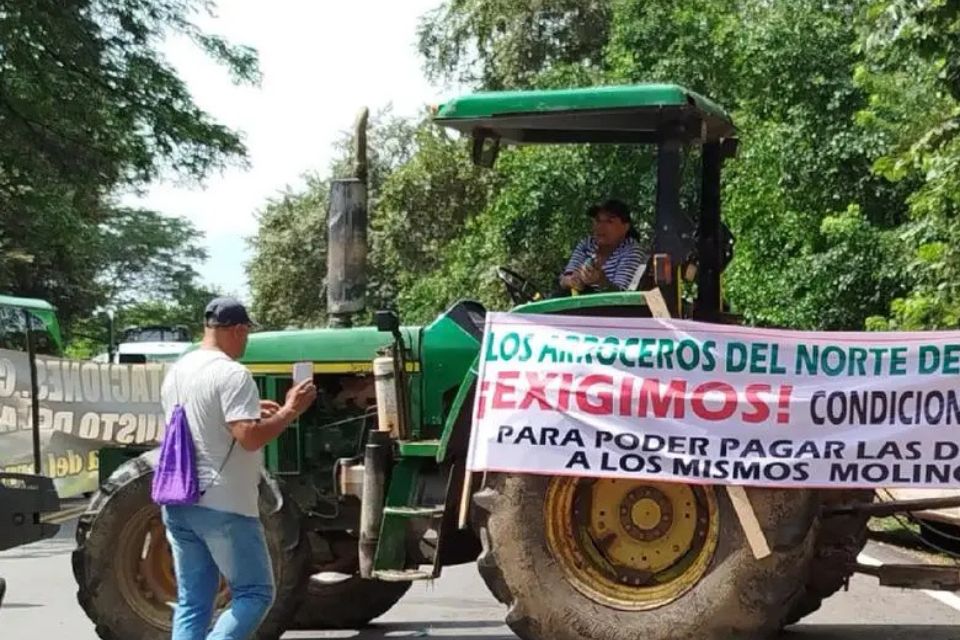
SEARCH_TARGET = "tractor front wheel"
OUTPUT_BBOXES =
[473,474,820,640]
[72,455,310,640]
[292,573,410,629]
[292,530,410,629]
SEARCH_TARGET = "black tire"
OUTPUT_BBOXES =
[292,574,410,629]
[473,474,820,640]
[785,489,872,625]
[72,454,310,640]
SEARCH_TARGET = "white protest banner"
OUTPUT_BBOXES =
[467,313,960,489]
[0,349,168,497]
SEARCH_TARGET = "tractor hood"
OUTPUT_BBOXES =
[241,326,420,374]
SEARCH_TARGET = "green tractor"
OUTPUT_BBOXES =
[73,84,940,640]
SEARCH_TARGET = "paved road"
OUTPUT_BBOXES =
[3,516,960,639]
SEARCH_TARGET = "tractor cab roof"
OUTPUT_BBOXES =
[433,83,736,145]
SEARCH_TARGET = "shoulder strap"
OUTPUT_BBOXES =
[200,439,236,496]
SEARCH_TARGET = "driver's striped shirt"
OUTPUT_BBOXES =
[561,236,646,291]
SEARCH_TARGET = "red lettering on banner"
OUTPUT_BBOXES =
[492,372,520,409]
[477,381,490,419]
[777,385,793,424]
[575,374,614,414]
[520,372,558,410]
[619,377,633,416]
[481,371,791,425]
[557,373,573,411]
[743,384,772,423]
[691,381,738,421]
[637,379,687,418]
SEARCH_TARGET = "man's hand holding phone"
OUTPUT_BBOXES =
[285,378,317,415]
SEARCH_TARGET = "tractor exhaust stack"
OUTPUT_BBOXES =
[327,108,369,328]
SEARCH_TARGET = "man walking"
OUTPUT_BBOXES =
[161,297,316,640]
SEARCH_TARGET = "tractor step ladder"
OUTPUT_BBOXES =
[373,504,446,582]
[373,568,436,582]
[382,506,445,519]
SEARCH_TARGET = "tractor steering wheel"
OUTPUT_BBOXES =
[496,266,539,305]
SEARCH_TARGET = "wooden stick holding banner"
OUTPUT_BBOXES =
[458,467,473,529]
[23,310,42,475]
[726,486,771,559]
[459,367,481,530]
[643,287,771,560]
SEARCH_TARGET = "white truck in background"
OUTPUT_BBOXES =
[92,324,191,364]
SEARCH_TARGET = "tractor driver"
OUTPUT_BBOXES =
[558,199,646,294]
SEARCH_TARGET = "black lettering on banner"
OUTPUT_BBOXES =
[560,428,585,448]
[810,391,825,425]
[565,451,590,470]
[720,438,740,456]
[541,427,559,446]
[674,458,701,476]
[935,442,960,461]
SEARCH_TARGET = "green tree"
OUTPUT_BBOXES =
[370,123,497,312]
[857,0,960,329]
[418,0,612,90]
[400,0,912,330]
[246,111,421,329]
[251,0,960,335]
[66,280,218,359]
[0,0,259,328]
[247,175,329,330]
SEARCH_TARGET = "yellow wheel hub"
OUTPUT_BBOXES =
[545,478,719,611]
[115,506,231,630]
[631,498,662,530]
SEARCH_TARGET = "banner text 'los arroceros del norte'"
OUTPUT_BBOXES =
[466,313,960,488]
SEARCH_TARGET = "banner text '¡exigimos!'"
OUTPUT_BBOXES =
[476,371,794,424]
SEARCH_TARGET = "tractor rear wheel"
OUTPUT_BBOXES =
[72,455,310,640]
[473,474,820,640]
[785,489,872,624]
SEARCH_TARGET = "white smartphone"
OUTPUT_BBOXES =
[292,361,313,384]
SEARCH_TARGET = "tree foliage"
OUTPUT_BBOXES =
[857,0,960,329]
[246,111,421,329]
[417,0,611,90]
[250,0,960,334]
[0,0,258,333]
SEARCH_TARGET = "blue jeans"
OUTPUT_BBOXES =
[162,505,275,640]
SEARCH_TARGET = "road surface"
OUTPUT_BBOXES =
[3,513,960,639]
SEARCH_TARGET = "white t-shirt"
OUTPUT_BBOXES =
[160,348,262,517]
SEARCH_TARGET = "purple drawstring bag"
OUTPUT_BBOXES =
[151,403,200,505]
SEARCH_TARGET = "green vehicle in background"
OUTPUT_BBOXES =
[0,294,64,356]
[71,84,944,640]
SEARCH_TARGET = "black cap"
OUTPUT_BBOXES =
[588,199,631,224]
[204,297,255,328]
